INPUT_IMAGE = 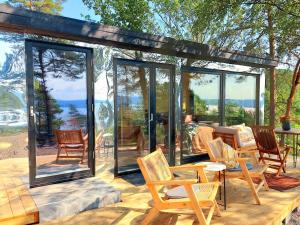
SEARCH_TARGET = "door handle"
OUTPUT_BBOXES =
[30,106,34,117]
[149,113,154,122]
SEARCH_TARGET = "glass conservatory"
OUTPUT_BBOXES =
[0,4,276,187]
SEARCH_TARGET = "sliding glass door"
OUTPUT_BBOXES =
[26,40,94,187]
[181,67,221,162]
[113,58,175,175]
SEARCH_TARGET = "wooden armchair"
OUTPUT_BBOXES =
[118,126,145,152]
[137,149,221,225]
[55,129,88,163]
[207,138,269,205]
[251,126,291,176]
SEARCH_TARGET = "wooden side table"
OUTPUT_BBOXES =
[275,128,300,167]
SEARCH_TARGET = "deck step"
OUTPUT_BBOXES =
[27,177,121,222]
[0,176,39,225]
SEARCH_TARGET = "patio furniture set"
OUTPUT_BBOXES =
[137,124,293,225]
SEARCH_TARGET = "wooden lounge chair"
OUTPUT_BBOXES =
[55,129,88,163]
[251,126,291,176]
[207,138,269,205]
[118,126,145,153]
[137,149,221,225]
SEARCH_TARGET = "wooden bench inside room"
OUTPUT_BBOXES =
[0,176,39,225]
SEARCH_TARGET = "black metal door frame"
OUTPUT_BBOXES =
[113,58,175,176]
[25,40,95,188]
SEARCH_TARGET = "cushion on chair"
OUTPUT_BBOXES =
[230,123,246,131]
[166,183,216,200]
[222,143,239,169]
[227,162,253,172]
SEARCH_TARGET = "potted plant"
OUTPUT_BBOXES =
[280,115,291,131]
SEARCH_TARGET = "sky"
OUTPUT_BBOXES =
[61,0,99,21]
[0,0,99,21]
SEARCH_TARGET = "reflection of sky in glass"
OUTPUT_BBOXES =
[46,75,87,100]
[226,74,256,100]
[0,41,12,65]
[190,73,220,99]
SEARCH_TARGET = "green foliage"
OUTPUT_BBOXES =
[225,101,255,126]
[265,69,300,127]
[82,0,156,33]
[68,104,86,129]
[193,95,207,115]
[6,0,65,15]
[34,79,64,136]
[0,89,23,110]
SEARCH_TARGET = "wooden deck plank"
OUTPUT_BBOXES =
[6,178,26,217]
[0,176,39,224]
[0,189,13,221]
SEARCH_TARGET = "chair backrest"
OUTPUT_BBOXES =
[55,129,84,145]
[118,126,141,141]
[195,126,215,151]
[207,137,224,161]
[137,149,173,184]
[251,126,279,154]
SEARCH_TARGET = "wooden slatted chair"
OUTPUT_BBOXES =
[251,126,291,176]
[137,149,221,225]
[207,138,269,205]
[55,129,88,163]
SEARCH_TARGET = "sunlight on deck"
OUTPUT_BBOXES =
[42,167,300,225]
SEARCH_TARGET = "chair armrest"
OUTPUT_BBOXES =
[169,164,207,171]
[235,157,251,162]
[150,179,198,186]
[214,158,226,162]
[235,149,258,154]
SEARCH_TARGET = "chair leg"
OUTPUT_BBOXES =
[214,200,221,216]
[140,207,159,225]
[185,185,209,225]
[240,163,261,205]
[261,174,269,191]
[245,175,261,205]
[56,146,61,162]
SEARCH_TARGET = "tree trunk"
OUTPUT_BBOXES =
[285,58,300,118]
[267,6,276,126]
[182,59,195,114]
[135,51,148,112]
[38,49,52,137]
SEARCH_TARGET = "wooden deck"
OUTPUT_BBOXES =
[43,168,300,225]
[0,176,39,225]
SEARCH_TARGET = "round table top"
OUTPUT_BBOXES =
[196,161,226,171]
[275,128,300,135]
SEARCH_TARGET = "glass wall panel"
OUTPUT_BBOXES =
[116,63,150,173]
[181,71,220,161]
[0,32,28,177]
[156,68,170,158]
[30,45,91,179]
[94,46,114,180]
[225,74,256,126]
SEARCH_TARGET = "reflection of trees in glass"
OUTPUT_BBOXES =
[117,66,149,127]
[98,102,111,129]
[68,104,85,129]
[0,89,23,110]
[225,101,255,126]
[33,48,86,139]
[183,73,217,114]
[193,95,208,115]
[34,80,63,138]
